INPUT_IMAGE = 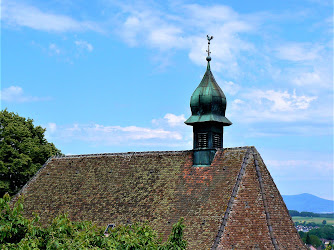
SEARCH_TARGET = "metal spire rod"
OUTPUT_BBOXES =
[206,35,213,57]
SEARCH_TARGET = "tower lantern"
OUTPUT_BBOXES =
[185,35,232,166]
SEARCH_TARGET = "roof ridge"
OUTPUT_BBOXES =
[54,146,254,159]
[55,150,191,159]
[211,147,252,249]
[253,148,305,249]
[252,149,279,250]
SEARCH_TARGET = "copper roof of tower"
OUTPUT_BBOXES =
[185,36,232,126]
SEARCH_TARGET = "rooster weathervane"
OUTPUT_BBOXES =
[206,35,213,61]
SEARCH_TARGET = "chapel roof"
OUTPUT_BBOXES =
[14,147,306,249]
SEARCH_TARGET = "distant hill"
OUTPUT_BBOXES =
[282,193,334,213]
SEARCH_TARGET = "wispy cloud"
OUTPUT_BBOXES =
[113,2,257,75]
[46,113,191,147]
[267,158,333,184]
[111,1,333,90]
[1,86,51,103]
[268,159,333,170]
[1,1,102,33]
[49,43,61,54]
[75,40,93,52]
[275,43,322,62]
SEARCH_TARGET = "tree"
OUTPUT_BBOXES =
[163,217,187,249]
[305,233,311,245]
[303,233,322,248]
[323,220,327,225]
[309,235,322,248]
[289,210,300,216]
[0,194,187,249]
[298,231,305,239]
[0,109,61,196]
[309,225,334,240]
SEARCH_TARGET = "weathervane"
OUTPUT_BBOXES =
[206,35,213,61]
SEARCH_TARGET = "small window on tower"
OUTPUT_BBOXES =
[213,133,222,148]
[197,133,208,148]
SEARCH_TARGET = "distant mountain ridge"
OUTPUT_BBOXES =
[282,193,334,213]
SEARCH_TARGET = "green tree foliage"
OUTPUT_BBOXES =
[305,233,311,244]
[298,231,305,239]
[0,194,187,249]
[0,109,61,196]
[302,233,321,248]
[289,210,334,219]
[300,211,317,217]
[289,210,300,216]
[309,225,334,240]
[163,217,187,249]
[325,243,333,250]
[308,235,321,248]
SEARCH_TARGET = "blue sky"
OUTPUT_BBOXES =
[1,0,333,200]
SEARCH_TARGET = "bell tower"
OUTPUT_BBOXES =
[185,35,232,166]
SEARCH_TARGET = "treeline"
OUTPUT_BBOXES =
[289,210,334,218]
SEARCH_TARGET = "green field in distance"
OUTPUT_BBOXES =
[292,216,334,225]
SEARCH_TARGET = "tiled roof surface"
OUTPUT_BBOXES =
[15,147,305,249]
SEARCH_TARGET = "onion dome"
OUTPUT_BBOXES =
[185,58,232,126]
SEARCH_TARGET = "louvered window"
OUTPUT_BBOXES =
[213,133,222,148]
[197,133,208,148]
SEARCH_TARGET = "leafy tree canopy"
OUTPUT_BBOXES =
[0,194,187,249]
[302,233,321,248]
[309,225,334,240]
[0,109,61,197]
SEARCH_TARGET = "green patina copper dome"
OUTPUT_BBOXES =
[185,62,232,126]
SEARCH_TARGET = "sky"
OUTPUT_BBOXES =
[1,0,333,200]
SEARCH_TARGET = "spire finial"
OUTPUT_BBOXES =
[206,35,213,62]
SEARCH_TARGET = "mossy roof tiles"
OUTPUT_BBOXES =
[15,147,306,249]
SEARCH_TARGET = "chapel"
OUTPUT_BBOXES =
[14,37,306,249]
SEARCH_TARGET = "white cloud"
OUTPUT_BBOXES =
[119,7,184,50]
[290,67,333,90]
[275,43,322,62]
[92,124,182,140]
[0,86,51,103]
[112,1,332,92]
[45,113,193,147]
[271,40,332,91]
[149,27,183,49]
[218,80,240,95]
[230,89,317,122]
[248,89,317,112]
[152,113,186,127]
[183,4,239,23]
[75,40,93,52]
[1,1,102,33]
[115,2,256,75]
[46,122,184,146]
[163,114,185,127]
